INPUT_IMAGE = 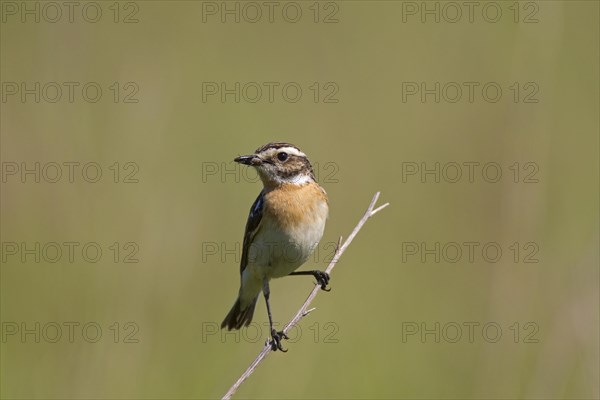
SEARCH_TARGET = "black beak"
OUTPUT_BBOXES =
[234,154,262,166]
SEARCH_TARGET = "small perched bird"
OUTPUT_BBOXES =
[221,142,330,351]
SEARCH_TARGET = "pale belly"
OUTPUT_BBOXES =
[238,184,328,306]
[246,199,327,280]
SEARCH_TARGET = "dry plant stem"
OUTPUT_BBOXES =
[221,192,389,400]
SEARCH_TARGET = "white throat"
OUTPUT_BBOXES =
[259,171,314,187]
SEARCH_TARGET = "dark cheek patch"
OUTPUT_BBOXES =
[278,158,309,179]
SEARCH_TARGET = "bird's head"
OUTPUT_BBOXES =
[234,142,316,188]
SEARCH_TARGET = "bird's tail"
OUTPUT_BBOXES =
[221,296,258,330]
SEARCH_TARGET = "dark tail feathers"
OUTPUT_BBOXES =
[221,296,258,330]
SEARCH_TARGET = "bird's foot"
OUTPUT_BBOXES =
[314,271,331,291]
[269,329,289,352]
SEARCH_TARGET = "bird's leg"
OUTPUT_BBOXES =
[262,279,288,352]
[288,270,331,291]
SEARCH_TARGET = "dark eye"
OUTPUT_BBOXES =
[277,152,288,162]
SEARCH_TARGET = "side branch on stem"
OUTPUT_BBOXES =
[222,192,389,400]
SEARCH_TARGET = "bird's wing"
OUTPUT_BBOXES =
[240,190,264,275]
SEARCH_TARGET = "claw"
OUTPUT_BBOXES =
[270,329,289,352]
[314,271,331,291]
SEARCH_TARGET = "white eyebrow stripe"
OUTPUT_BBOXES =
[277,147,306,157]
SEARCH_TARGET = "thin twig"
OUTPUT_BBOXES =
[221,192,389,400]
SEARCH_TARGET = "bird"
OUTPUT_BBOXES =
[221,142,330,351]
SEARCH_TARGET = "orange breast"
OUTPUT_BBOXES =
[263,183,328,230]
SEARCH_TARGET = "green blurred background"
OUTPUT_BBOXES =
[1,1,598,399]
